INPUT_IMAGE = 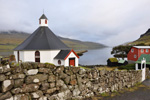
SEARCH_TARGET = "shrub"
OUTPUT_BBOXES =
[9,55,16,62]
[1,60,8,65]
[118,64,135,70]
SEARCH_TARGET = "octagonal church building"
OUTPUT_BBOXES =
[14,14,79,66]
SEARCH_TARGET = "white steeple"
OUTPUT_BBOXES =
[39,14,48,27]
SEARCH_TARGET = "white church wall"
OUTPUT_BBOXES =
[23,51,35,62]
[19,51,25,62]
[40,50,60,64]
[14,51,18,62]
[65,52,79,67]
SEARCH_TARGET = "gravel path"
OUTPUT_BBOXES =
[104,79,150,100]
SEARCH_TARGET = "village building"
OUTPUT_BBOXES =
[127,46,150,63]
[13,14,79,66]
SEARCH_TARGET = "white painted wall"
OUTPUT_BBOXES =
[39,19,48,27]
[14,50,79,67]
[23,51,35,62]
[65,52,79,67]
[14,50,60,64]
[54,59,65,66]
[14,51,18,62]
[40,50,60,63]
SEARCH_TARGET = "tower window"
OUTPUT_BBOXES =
[45,20,47,24]
[39,20,41,24]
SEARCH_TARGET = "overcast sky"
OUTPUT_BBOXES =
[0,0,150,46]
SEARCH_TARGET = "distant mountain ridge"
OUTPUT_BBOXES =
[128,28,150,45]
[0,30,106,51]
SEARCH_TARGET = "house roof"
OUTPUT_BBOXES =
[108,58,118,62]
[136,54,150,64]
[14,27,70,50]
[118,60,126,64]
[54,49,79,60]
[54,50,71,60]
[133,46,150,49]
[39,14,48,19]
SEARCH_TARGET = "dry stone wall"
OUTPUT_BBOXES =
[0,62,145,100]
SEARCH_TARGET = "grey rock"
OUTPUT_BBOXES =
[11,88,21,94]
[40,82,49,90]
[0,92,12,100]
[49,82,55,88]
[73,88,80,97]
[56,79,64,87]
[25,74,48,84]
[21,84,39,93]
[2,80,14,92]
[14,94,30,100]
[26,69,38,75]
[48,74,56,82]
[46,88,57,94]
[39,68,50,73]
[64,76,70,85]
[0,74,6,81]
[12,73,25,79]
[31,90,43,98]
[14,79,24,88]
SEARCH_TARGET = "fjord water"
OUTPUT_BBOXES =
[79,47,113,65]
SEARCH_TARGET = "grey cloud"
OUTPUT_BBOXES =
[0,0,150,46]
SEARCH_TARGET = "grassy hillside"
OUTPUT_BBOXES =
[128,29,150,45]
[0,31,106,52]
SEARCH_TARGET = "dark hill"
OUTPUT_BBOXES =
[128,28,150,45]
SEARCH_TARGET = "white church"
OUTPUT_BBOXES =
[14,14,79,66]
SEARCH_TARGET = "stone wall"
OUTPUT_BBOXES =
[0,63,145,100]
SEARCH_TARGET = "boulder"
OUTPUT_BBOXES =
[56,79,65,87]
[21,84,39,93]
[55,66,64,73]
[11,74,25,79]
[0,92,12,100]
[39,96,47,100]
[0,74,6,81]
[2,80,14,92]
[39,68,50,73]
[64,76,70,85]
[71,67,80,73]
[49,82,55,88]
[31,90,43,99]
[11,88,21,94]
[26,69,38,75]
[48,75,56,82]
[14,94,31,100]
[46,88,57,94]
[25,74,48,84]
[40,82,49,90]
[70,79,77,85]
[3,65,11,73]
[14,79,24,88]
[73,88,80,97]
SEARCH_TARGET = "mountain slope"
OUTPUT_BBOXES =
[0,31,106,51]
[128,29,150,45]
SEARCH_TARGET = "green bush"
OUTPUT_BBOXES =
[118,64,135,70]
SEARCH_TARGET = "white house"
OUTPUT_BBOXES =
[14,14,79,66]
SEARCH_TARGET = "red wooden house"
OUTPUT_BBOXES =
[127,46,150,63]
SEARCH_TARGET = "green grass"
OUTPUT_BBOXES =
[118,64,135,70]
